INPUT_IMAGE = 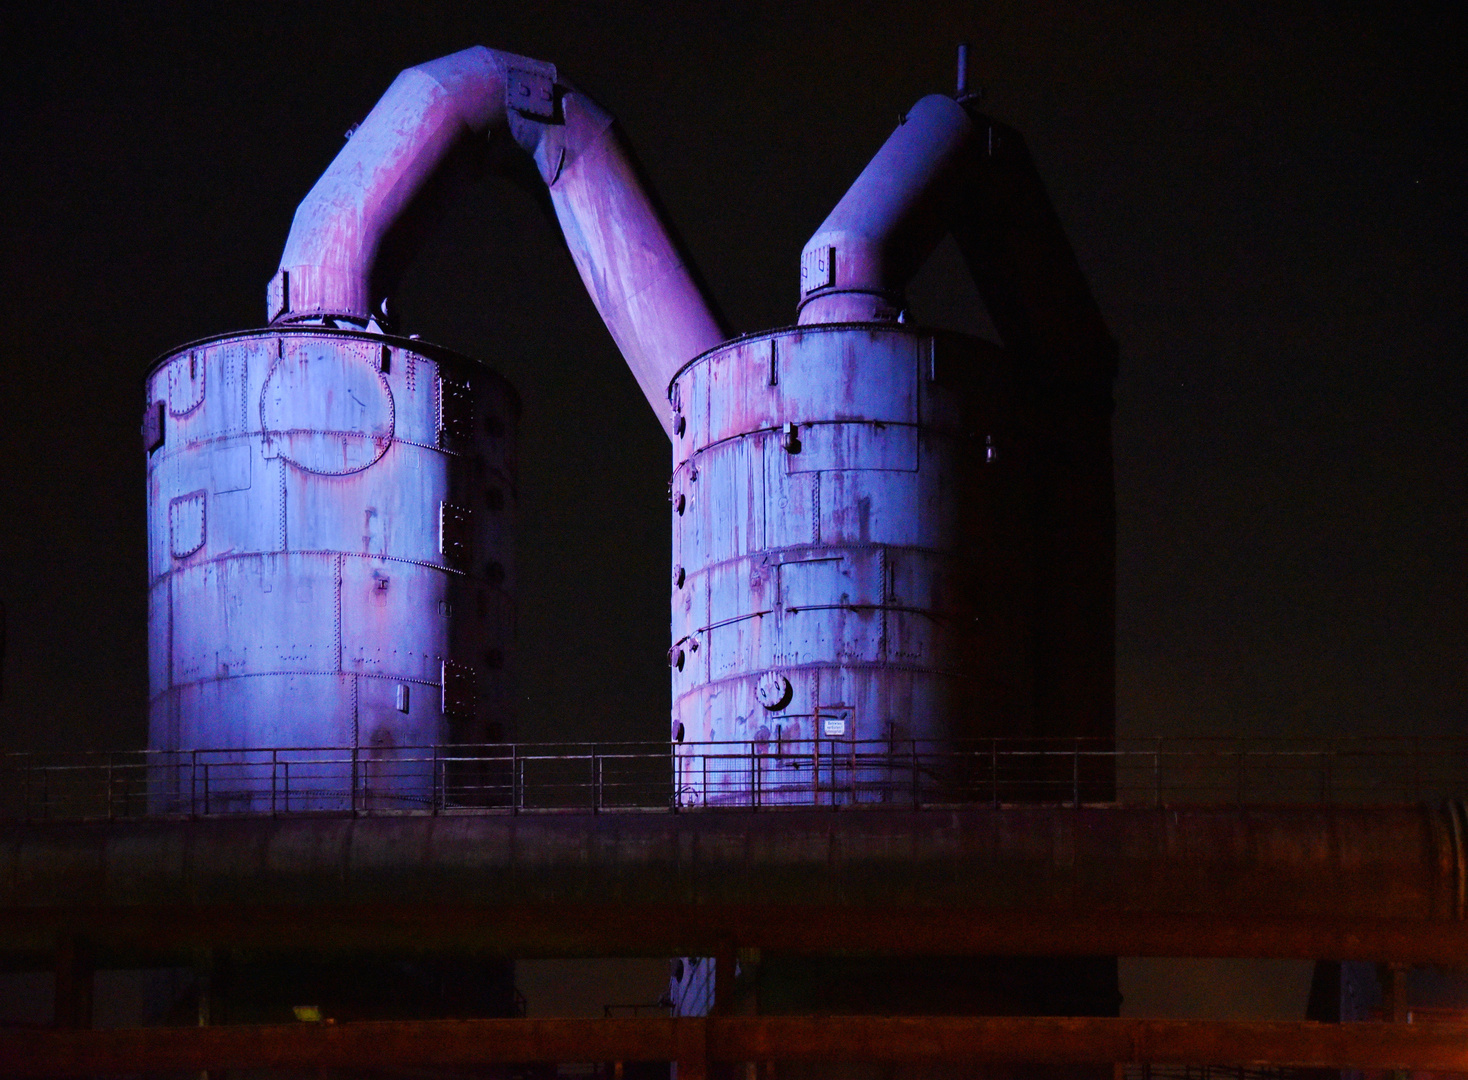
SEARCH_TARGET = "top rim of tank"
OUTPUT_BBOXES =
[146,325,522,416]
[665,323,1001,398]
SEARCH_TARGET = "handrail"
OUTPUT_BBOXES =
[2,736,1467,822]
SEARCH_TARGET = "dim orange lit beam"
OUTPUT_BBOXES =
[9,1017,1468,1076]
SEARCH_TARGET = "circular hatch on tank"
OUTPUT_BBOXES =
[755,671,793,710]
[261,339,394,474]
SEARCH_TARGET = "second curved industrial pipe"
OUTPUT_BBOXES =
[796,87,1118,386]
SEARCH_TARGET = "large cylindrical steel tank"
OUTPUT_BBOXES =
[144,327,516,811]
[669,324,1032,806]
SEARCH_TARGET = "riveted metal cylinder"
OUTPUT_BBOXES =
[144,327,517,811]
[668,325,1032,806]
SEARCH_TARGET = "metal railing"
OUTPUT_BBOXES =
[1122,1068,1328,1080]
[4,736,1468,821]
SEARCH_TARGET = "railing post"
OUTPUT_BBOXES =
[190,751,197,818]
[1235,744,1245,808]
[992,738,999,809]
[282,761,289,813]
[911,739,920,808]
[750,740,757,810]
[1155,737,1163,808]
[202,762,209,816]
[511,744,519,815]
[1073,740,1081,809]
[432,743,440,814]
[350,743,358,815]
[593,745,601,814]
[830,739,840,810]
[271,749,277,816]
[885,727,895,803]
[106,754,114,821]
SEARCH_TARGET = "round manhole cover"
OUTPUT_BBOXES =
[755,671,792,710]
[261,339,394,474]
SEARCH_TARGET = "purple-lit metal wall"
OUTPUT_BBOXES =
[145,327,516,811]
[669,325,1028,807]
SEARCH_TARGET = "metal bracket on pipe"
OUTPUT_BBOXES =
[506,64,557,121]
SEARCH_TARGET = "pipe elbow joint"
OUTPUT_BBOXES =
[266,47,554,328]
[264,45,726,438]
[796,94,975,326]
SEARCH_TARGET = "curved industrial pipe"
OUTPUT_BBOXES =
[797,94,975,325]
[269,46,728,437]
[796,90,1118,387]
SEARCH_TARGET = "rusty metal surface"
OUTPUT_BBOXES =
[10,1016,1468,1075]
[541,99,729,435]
[669,325,1078,806]
[1,804,1462,963]
[145,328,516,811]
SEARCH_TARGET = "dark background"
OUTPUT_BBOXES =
[0,0,1462,1024]
[3,1,1461,752]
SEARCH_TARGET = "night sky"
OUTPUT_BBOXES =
[1,0,1464,1024]
[4,1,1462,754]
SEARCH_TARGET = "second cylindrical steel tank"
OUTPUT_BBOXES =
[668,324,1032,806]
[145,327,516,811]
